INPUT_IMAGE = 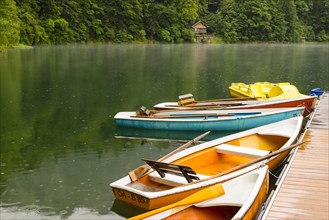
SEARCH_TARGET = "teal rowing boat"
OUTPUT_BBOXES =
[114,107,304,131]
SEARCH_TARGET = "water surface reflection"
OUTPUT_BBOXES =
[1,44,328,219]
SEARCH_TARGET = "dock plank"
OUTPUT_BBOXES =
[262,93,329,219]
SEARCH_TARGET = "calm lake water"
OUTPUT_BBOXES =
[0,44,328,219]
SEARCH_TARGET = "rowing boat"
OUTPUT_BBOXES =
[154,95,316,117]
[114,107,304,131]
[110,116,303,210]
[130,165,269,220]
[229,82,309,100]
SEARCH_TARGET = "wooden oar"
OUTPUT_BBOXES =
[151,106,231,114]
[128,182,225,220]
[143,102,248,115]
[190,141,307,185]
[128,131,211,182]
[161,103,243,110]
[190,97,260,104]
[131,113,234,119]
[160,104,225,109]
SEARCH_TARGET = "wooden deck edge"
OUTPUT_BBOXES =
[259,146,299,219]
[259,93,328,219]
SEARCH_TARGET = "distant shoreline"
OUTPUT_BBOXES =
[1,44,33,51]
[1,41,328,51]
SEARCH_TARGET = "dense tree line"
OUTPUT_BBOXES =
[0,0,328,47]
[202,0,329,42]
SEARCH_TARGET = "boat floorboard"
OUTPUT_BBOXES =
[262,93,329,219]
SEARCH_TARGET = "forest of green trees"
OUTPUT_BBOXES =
[1,0,328,47]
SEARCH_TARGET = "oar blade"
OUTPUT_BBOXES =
[129,183,225,220]
[178,183,225,205]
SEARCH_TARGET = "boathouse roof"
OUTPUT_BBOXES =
[191,21,208,29]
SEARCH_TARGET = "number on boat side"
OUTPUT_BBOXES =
[115,189,127,198]
[131,193,146,204]
[115,189,146,204]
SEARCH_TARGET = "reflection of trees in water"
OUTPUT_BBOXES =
[0,145,118,218]
[0,44,328,219]
[115,126,234,142]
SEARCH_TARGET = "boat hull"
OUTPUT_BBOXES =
[229,97,316,117]
[112,165,266,211]
[240,169,269,220]
[112,185,203,210]
[115,108,304,131]
[154,96,316,117]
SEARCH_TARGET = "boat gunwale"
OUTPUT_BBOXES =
[111,163,264,200]
[114,107,305,123]
[230,165,268,219]
[153,96,317,110]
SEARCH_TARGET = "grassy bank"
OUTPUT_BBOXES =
[0,44,33,51]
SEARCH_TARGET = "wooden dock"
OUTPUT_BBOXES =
[261,93,329,219]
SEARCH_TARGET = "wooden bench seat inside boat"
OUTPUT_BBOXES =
[215,144,270,159]
[143,159,208,187]
[148,172,208,187]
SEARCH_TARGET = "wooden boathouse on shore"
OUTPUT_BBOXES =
[260,93,329,219]
[192,21,210,43]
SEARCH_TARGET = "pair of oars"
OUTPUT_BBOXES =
[135,107,233,118]
[129,140,306,219]
[180,96,260,105]
[194,96,260,103]
[157,104,241,111]
[136,97,261,118]
[132,113,234,119]
[158,97,260,110]
[128,131,211,182]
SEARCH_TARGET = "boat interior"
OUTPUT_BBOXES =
[127,133,288,192]
[148,165,268,220]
